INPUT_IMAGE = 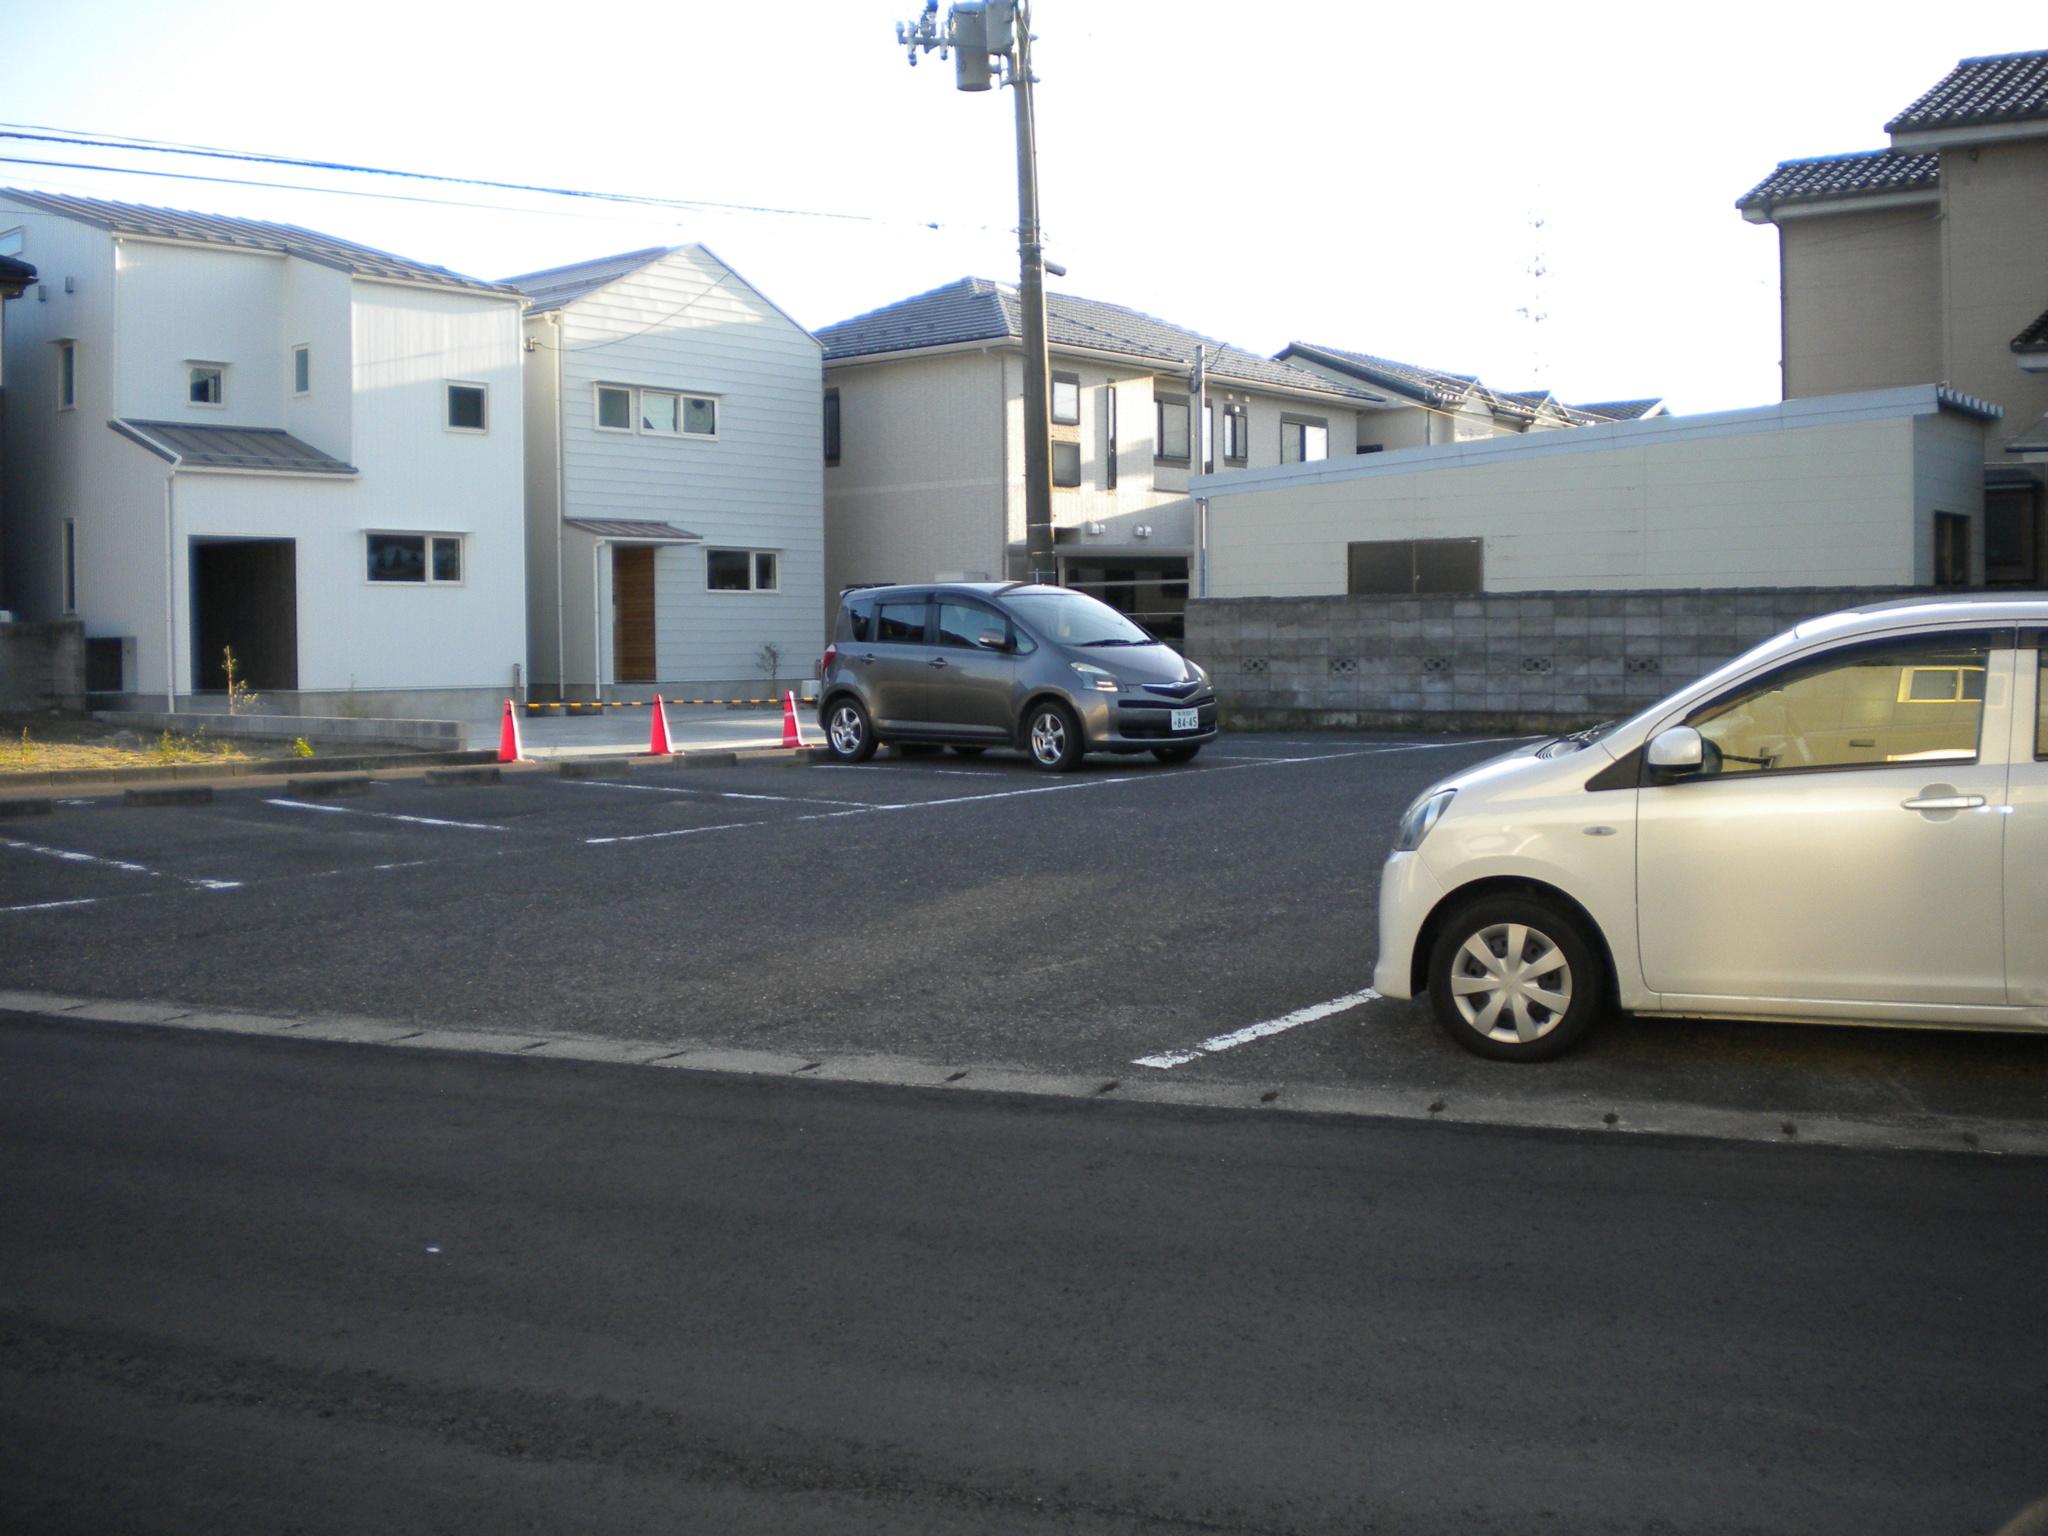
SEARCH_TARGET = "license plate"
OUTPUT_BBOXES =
[1170,708,1199,732]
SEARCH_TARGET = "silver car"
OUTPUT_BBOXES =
[817,583,1219,771]
[1375,593,2048,1060]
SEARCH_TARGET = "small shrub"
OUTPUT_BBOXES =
[291,736,315,759]
[16,728,36,768]
[223,646,261,716]
[153,730,179,765]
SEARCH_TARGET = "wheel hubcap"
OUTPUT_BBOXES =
[1449,922,1572,1044]
[1030,713,1065,764]
[829,707,863,754]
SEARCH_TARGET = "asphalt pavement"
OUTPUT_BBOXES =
[2,731,2045,1144]
[4,1017,2043,1536]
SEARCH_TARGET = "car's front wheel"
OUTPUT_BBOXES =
[1023,702,1083,772]
[1426,895,1603,1061]
[823,698,877,764]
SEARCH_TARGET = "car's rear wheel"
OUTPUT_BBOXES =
[1023,702,1083,772]
[1426,895,1603,1061]
[1151,744,1201,764]
[823,698,877,764]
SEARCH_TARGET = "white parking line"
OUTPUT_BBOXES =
[0,897,101,915]
[1133,988,1381,1069]
[870,776,1140,811]
[0,835,243,891]
[564,779,871,809]
[264,799,506,832]
[585,818,772,847]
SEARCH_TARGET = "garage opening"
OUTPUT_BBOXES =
[190,538,298,692]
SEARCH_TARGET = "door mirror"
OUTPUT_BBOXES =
[1646,725,1706,776]
[975,628,1010,652]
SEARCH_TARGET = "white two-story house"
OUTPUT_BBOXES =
[0,189,526,714]
[503,245,823,700]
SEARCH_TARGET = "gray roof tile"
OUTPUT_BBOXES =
[111,419,357,474]
[1279,342,1479,407]
[1887,50,2048,135]
[1571,398,1667,421]
[820,278,1387,402]
[500,247,673,314]
[563,518,702,541]
[1736,150,1940,214]
[0,188,512,294]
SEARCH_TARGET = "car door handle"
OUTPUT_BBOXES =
[856,653,876,663]
[928,656,949,669]
[1901,794,1985,812]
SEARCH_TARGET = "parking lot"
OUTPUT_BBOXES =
[4,729,2045,1147]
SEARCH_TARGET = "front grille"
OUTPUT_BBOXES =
[1140,680,1203,700]
[1119,691,1216,712]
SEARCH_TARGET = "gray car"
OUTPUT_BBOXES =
[817,582,1219,771]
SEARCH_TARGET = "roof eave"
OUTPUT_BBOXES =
[1741,188,1940,224]
[1889,118,2048,151]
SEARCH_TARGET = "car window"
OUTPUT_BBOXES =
[1004,588,1153,645]
[1687,633,1995,775]
[836,600,874,644]
[875,600,928,645]
[936,601,1005,649]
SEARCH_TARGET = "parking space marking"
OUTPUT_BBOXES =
[564,779,872,809]
[1132,988,1380,1069]
[870,776,1141,811]
[0,834,243,891]
[585,817,773,847]
[0,897,101,915]
[264,798,507,832]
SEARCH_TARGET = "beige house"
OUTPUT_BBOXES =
[1739,47,2048,586]
[817,281,1646,639]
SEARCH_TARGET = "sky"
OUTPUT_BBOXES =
[1,1,2042,414]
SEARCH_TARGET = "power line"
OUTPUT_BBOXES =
[0,123,990,234]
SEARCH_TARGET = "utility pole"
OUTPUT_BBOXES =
[896,0,1056,585]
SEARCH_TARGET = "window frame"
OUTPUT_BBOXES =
[62,519,77,614]
[823,387,841,465]
[594,383,634,433]
[1675,629,2005,783]
[1221,403,1248,465]
[935,598,1011,650]
[187,362,226,408]
[445,381,489,434]
[639,388,682,436]
[1051,371,1081,426]
[1155,394,1191,466]
[291,344,311,396]
[1281,413,1330,465]
[365,531,467,587]
[592,382,718,439]
[705,547,781,594]
[1103,384,1117,489]
[56,340,75,410]
[2030,630,2047,762]
[1932,510,1971,588]
[1052,439,1082,489]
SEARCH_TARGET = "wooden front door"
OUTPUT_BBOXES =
[612,546,656,683]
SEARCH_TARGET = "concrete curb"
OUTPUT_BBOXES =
[2,989,2040,1160]
[0,747,499,795]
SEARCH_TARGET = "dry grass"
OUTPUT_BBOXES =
[2,718,253,774]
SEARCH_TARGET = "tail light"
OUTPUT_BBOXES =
[820,645,837,672]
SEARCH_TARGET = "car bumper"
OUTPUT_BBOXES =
[1081,692,1220,751]
[1372,851,1447,1000]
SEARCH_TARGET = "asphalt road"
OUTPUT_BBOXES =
[3,1017,2043,1536]
[3,733,2045,1134]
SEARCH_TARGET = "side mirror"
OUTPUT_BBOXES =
[976,628,1009,652]
[1646,725,1705,776]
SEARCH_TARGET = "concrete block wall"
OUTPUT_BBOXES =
[0,620,87,713]
[1184,587,1918,733]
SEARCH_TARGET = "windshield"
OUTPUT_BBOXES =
[1006,588,1156,646]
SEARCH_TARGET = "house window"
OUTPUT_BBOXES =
[63,520,77,614]
[1156,396,1190,463]
[1053,440,1081,488]
[1281,415,1329,464]
[1933,512,1971,588]
[446,382,488,432]
[823,388,841,465]
[57,341,75,409]
[682,396,717,436]
[1222,404,1248,465]
[188,364,225,406]
[707,548,779,592]
[1357,443,1384,454]
[640,390,680,435]
[367,533,464,585]
[596,384,633,431]
[1104,385,1117,489]
[292,345,310,395]
[0,228,21,257]
[1347,538,1483,595]
[1051,372,1081,426]
[1985,485,2039,585]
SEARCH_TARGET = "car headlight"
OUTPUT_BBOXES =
[1393,789,1455,852]
[1185,660,1209,686]
[1069,662,1121,692]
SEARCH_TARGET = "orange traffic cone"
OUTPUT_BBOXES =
[780,690,807,749]
[496,699,524,763]
[649,694,674,756]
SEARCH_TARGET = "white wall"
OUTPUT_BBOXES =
[112,239,283,422]
[555,247,823,688]
[1198,389,1988,596]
